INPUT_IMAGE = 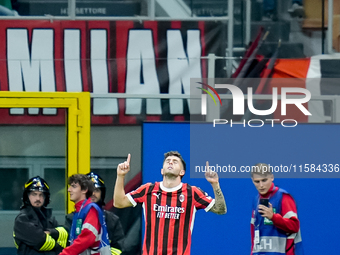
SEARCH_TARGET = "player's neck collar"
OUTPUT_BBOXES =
[160,182,183,192]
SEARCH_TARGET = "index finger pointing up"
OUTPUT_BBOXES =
[127,153,131,163]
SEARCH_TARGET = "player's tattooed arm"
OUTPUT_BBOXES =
[210,184,227,215]
[205,161,227,215]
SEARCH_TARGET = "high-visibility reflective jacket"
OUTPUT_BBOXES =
[60,199,106,255]
[251,187,304,255]
[14,205,67,255]
[64,207,125,255]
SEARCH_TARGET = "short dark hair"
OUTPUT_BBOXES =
[68,174,94,198]
[163,151,186,171]
[250,163,273,178]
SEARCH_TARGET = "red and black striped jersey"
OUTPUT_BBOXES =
[127,182,215,255]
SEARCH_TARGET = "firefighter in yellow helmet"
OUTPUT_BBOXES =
[13,176,68,255]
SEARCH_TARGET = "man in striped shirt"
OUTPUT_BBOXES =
[114,151,227,255]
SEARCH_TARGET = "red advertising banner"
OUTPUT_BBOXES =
[0,20,226,125]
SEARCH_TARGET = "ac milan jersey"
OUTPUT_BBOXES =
[126,182,215,255]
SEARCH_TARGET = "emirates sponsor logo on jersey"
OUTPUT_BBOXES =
[154,204,185,219]
[153,204,185,213]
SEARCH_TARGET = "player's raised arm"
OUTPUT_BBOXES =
[205,161,227,215]
[114,154,133,208]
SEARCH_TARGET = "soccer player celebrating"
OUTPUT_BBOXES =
[114,151,227,255]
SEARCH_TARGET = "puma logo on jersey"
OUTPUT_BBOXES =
[152,193,160,199]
